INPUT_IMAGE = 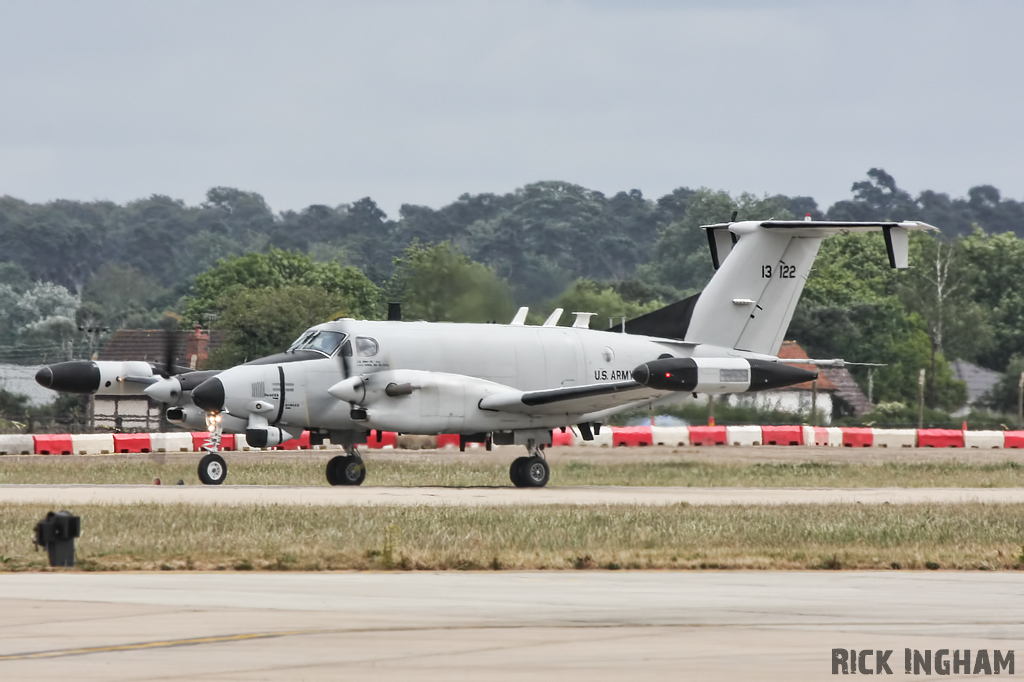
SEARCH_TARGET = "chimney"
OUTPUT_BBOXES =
[186,325,210,369]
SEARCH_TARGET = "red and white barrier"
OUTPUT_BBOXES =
[0,434,35,454]
[964,430,1004,449]
[651,426,690,447]
[761,425,803,446]
[803,426,843,447]
[871,428,916,448]
[71,433,115,455]
[917,429,965,448]
[612,426,653,447]
[841,428,874,448]
[16,426,1024,455]
[726,425,762,446]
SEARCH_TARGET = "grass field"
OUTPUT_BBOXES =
[3,502,1024,572]
[3,454,1024,488]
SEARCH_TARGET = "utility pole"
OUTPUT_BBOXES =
[867,368,874,406]
[918,368,926,430]
[1017,371,1024,429]
[810,379,818,427]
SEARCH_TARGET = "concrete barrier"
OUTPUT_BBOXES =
[113,433,151,453]
[802,426,841,447]
[918,429,964,448]
[841,428,873,447]
[33,434,73,455]
[761,425,803,445]
[1004,432,1024,448]
[964,430,1004,449]
[0,434,35,454]
[71,433,115,455]
[612,426,653,447]
[150,432,193,452]
[871,429,917,448]
[689,426,727,446]
[651,426,690,447]
[726,425,762,446]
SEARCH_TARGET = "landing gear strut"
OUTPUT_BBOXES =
[326,445,366,486]
[509,441,550,488]
[198,411,227,485]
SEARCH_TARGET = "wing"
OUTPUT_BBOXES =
[478,381,663,416]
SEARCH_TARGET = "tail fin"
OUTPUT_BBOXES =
[683,220,936,355]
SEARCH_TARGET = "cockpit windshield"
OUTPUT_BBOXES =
[286,330,347,357]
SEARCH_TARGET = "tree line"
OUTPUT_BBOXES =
[3,168,1024,420]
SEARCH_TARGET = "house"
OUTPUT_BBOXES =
[724,340,871,423]
[92,326,224,431]
[950,359,1001,416]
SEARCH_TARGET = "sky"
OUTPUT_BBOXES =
[0,0,1020,217]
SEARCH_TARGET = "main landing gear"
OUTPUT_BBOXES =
[326,446,366,486]
[509,442,550,488]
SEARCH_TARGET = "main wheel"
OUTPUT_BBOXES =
[198,453,227,485]
[327,454,366,486]
[509,456,530,487]
[521,456,550,487]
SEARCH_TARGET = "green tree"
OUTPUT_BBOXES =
[208,286,356,367]
[389,242,515,323]
[547,279,662,328]
[182,248,380,326]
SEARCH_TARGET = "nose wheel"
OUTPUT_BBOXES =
[326,448,366,486]
[198,452,227,485]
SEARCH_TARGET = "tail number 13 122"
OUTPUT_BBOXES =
[762,264,796,279]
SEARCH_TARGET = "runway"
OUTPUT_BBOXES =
[0,571,1022,680]
[3,483,1024,506]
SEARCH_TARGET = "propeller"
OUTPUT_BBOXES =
[144,318,184,404]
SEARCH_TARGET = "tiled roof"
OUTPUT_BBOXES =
[777,341,837,391]
[950,359,1001,406]
[779,340,872,416]
[98,330,224,369]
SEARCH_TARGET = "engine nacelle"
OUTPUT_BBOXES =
[166,405,209,430]
[631,357,817,393]
[329,369,520,434]
[36,360,154,396]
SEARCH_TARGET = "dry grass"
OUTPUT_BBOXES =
[3,454,1024,488]
[3,502,1024,572]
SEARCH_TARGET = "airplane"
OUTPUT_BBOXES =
[36,218,935,487]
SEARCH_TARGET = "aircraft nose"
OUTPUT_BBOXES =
[35,366,53,388]
[35,361,100,393]
[191,377,225,412]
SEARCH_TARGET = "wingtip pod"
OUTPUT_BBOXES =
[35,360,155,395]
[632,357,816,393]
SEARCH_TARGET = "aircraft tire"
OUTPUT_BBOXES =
[198,453,227,486]
[325,455,344,486]
[522,456,550,488]
[336,454,367,486]
[509,456,530,487]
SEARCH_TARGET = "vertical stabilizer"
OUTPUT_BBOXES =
[683,220,935,355]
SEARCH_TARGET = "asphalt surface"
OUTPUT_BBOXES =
[0,571,1021,680]
[4,483,1024,506]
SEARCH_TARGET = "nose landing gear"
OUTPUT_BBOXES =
[198,411,227,485]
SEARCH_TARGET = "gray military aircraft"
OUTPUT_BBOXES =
[36,219,933,487]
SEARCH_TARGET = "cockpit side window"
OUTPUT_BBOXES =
[354,337,379,357]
